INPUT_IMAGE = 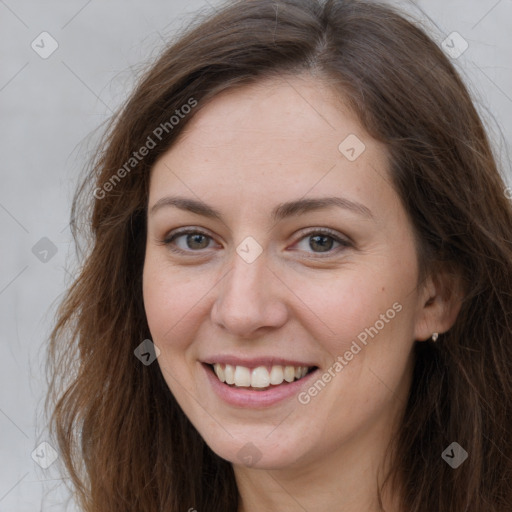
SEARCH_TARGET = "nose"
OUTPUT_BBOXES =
[210,249,289,338]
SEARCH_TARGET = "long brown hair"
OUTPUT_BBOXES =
[45,1,512,510]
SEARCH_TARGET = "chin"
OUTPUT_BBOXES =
[198,423,314,470]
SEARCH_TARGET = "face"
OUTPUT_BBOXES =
[143,74,431,471]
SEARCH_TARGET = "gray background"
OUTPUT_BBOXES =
[0,0,511,510]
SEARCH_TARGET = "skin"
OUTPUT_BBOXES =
[142,74,461,512]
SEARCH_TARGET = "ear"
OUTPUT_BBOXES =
[413,266,465,342]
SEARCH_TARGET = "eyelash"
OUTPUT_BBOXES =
[160,227,352,258]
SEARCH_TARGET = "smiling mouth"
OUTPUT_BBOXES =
[208,363,318,391]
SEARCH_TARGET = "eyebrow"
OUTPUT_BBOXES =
[149,195,373,221]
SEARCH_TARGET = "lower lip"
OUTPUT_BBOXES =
[202,363,319,408]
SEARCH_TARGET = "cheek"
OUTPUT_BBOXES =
[299,264,417,414]
[142,257,208,404]
[291,258,418,423]
[142,254,213,346]
[294,263,414,351]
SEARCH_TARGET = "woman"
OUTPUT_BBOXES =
[46,0,512,510]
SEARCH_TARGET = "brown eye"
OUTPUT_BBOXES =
[292,228,351,256]
[163,229,216,253]
[184,233,210,250]
[308,234,335,252]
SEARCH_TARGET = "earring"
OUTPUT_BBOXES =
[431,332,439,342]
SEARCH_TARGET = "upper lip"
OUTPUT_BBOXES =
[201,356,318,369]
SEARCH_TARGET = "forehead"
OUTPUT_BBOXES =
[172,74,362,155]
[149,75,396,223]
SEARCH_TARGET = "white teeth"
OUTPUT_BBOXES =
[213,363,225,382]
[224,364,235,385]
[251,366,270,388]
[269,365,284,385]
[212,363,311,388]
[283,365,296,383]
[234,365,251,387]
